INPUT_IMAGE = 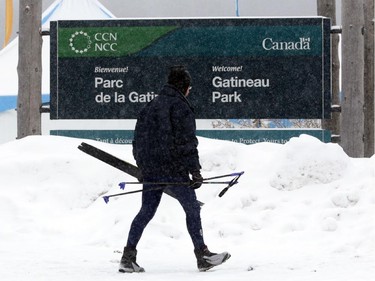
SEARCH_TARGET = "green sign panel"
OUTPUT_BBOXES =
[57,25,322,58]
[50,17,331,120]
[50,129,331,144]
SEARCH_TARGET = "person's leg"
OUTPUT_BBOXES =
[167,183,231,271]
[126,183,163,248]
[120,183,163,273]
[166,184,205,249]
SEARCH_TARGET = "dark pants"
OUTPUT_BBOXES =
[126,176,205,250]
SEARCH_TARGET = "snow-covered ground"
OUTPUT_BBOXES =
[0,130,374,280]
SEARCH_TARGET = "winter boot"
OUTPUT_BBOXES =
[194,246,231,272]
[118,247,145,273]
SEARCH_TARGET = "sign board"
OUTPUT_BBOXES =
[50,129,331,144]
[50,17,331,120]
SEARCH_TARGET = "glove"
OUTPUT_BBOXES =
[190,171,203,189]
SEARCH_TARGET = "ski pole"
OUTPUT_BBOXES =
[104,182,197,204]
[103,182,229,204]
[118,181,233,190]
[116,171,244,188]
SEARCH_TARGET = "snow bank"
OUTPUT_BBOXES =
[0,135,374,281]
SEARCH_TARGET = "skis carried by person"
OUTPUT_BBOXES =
[78,142,142,180]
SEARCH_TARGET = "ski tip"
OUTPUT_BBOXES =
[77,142,90,151]
[119,182,126,190]
[103,196,110,204]
[78,142,87,148]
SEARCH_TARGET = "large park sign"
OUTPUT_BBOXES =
[50,17,331,120]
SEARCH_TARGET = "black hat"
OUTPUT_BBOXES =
[167,65,191,94]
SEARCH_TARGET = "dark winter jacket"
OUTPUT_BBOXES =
[132,84,201,178]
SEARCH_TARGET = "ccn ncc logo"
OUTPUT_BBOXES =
[69,30,118,54]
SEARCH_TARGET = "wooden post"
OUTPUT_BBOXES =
[317,0,340,142]
[17,0,42,139]
[363,0,374,157]
[341,0,365,157]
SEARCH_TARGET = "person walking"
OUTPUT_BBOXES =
[119,65,230,273]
